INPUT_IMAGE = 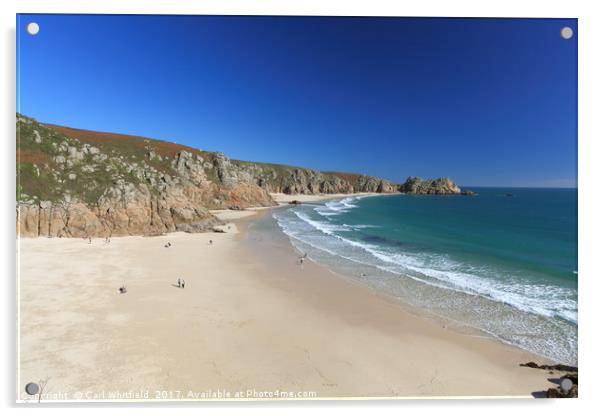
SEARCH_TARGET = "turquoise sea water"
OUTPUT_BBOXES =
[271,188,578,364]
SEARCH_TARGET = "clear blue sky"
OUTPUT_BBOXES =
[17,15,577,187]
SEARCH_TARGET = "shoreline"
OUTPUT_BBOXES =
[248,208,557,364]
[264,193,575,366]
[18,196,559,400]
[268,191,390,205]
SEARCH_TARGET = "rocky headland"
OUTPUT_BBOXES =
[399,176,462,195]
[16,114,467,237]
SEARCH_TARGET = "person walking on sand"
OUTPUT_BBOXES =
[177,278,181,288]
[209,239,213,245]
[182,280,185,289]
[88,237,92,244]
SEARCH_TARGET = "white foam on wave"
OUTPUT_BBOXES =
[315,196,363,217]
[293,211,353,235]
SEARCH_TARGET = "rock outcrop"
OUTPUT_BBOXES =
[17,197,222,238]
[399,176,462,195]
[520,362,578,372]
[16,116,275,237]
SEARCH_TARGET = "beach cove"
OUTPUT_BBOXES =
[18,194,558,400]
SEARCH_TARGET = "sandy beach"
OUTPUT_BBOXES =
[269,192,381,205]
[17,204,558,401]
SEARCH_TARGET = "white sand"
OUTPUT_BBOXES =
[17,214,557,401]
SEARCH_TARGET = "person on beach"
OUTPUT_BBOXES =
[209,239,213,245]
[182,280,185,289]
[88,237,92,244]
[177,278,181,288]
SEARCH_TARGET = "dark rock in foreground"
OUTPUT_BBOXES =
[546,383,578,398]
[520,362,578,398]
[520,362,578,372]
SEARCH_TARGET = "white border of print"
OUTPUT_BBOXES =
[2,0,599,415]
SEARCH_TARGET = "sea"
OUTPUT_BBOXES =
[269,188,578,365]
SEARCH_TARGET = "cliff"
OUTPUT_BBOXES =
[16,114,402,237]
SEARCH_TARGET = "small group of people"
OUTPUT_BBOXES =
[164,242,172,248]
[177,278,186,289]
[86,236,113,244]
[118,285,127,294]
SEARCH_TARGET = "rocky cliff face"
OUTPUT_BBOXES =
[16,115,401,237]
[399,176,462,195]
[16,115,276,237]
[231,163,398,195]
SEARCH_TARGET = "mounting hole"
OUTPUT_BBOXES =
[26,22,40,36]
[25,382,39,395]
[560,378,574,392]
[560,27,573,40]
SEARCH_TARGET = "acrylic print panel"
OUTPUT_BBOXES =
[16,14,577,402]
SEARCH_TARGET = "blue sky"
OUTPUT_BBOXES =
[17,15,577,187]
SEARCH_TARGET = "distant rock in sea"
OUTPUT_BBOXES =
[399,176,462,195]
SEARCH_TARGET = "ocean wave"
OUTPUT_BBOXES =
[314,196,363,217]
[276,207,577,324]
[293,211,353,234]
[345,224,382,230]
